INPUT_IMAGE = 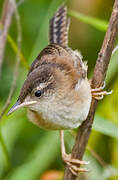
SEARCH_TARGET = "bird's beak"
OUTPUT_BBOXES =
[8,100,37,115]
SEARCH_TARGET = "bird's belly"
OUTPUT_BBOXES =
[27,109,66,130]
[27,101,90,130]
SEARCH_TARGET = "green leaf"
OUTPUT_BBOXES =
[4,131,60,180]
[85,153,106,180]
[29,0,64,62]
[0,23,29,70]
[106,49,118,83]
[0,111,26,177]
[7,35,29,69]
[68,10,108,32]
[102,165,118,179]
[93,115,118,139]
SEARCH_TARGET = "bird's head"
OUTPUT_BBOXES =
[8,56,78,115]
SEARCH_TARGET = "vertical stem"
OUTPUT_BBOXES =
[63,0,118,179]
[0,0,14,74]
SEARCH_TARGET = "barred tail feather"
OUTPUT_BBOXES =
[49,5,70,47]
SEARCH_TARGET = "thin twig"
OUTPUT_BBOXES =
[87,146,106,168]
[17,0,25,7]
[70,130,107,168]
[0,0,14,74]
[0,0,22,120]
[63,1,118,179]
[87,146,118,179]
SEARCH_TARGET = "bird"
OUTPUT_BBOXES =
[8,4,111,176]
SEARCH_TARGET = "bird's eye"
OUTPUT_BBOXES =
[35,90,42,97]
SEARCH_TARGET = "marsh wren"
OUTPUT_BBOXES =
[8,5,111,176]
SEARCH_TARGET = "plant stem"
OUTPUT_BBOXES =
[63,0,118,179]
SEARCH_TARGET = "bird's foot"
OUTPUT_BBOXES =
[62,153,89,176]
[91,82,113,100]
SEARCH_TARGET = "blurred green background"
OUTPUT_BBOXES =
[0,0,118,180]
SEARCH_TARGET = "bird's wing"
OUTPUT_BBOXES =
[28,44,68,75]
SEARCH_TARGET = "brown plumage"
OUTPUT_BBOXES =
[49,5,70,46]
[21,42,87,104]
[8,5,95,176]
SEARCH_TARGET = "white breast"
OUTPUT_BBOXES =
[28,79,92,130]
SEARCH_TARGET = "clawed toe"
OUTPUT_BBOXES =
[91,82,113,100]
[69,166,88,176]
[60,130,88,176]
[63,154,88,165]
[92,90,113,100]
[62,154,88,176]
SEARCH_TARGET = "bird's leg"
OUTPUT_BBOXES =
[59,130,88,176]
[91,82,113,100]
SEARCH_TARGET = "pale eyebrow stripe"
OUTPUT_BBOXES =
[33,76,55,94]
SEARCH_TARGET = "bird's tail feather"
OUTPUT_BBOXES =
[49,5,70,47]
